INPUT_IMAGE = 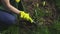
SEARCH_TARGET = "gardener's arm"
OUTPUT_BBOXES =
[1,0,20,14]
[1,0,34,23]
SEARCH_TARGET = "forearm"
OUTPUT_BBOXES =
[6,4,20,14]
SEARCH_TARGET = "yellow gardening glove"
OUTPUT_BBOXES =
[19,11,34,23]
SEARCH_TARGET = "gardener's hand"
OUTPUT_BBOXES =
[19,11,34,23]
